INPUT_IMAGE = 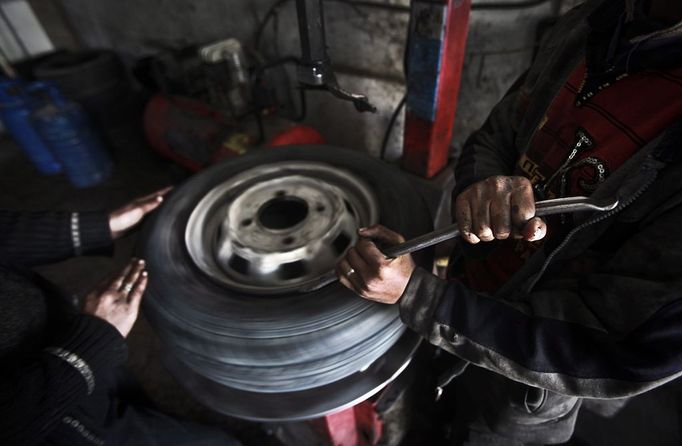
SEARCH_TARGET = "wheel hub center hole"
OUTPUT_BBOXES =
[258,196,309,230]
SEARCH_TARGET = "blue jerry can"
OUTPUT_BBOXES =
[0,79,62,174]
[32,83,112,188]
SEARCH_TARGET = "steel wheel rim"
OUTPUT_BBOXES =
[185,161,379,295]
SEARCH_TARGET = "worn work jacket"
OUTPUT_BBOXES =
[399,0,682,399]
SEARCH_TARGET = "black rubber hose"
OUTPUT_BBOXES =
[380,94,406,160]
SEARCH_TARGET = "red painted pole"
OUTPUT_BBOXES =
[402,0,472,178]
[311,400,382,446]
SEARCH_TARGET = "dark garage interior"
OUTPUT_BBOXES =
[1,0,682,445]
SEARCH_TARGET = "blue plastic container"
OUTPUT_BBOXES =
[0,79,62,174]
[32,83,112,188]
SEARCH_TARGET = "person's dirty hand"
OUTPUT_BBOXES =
[83,258,148,337]
[108,187,172,239]
[336,225,416,304]
[453,175,546,244]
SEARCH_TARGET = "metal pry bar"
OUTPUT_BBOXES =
[300,195,619,292]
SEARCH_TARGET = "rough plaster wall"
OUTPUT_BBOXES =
[56,0,560,159]
[454,3,556,156]
[57,0,274,60]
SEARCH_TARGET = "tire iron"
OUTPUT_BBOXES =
[300,195,619,293]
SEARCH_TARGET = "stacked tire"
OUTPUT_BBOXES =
[33,50,140,143]
[140,145,433,420]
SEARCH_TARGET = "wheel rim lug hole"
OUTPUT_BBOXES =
[275,190,286,197]
[241,218,252,227]
[316,205,325,212]
[283,236,295,245]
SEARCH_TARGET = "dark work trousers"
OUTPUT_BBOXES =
[45,366,241,446]
[452,366,629,446]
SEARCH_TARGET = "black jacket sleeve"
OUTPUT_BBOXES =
[0,211,113,267]
[0,315,127,446]
[399,202,682,399]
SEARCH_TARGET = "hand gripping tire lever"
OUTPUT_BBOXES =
[300,195,619,293]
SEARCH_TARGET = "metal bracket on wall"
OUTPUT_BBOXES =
[294,0,377,113]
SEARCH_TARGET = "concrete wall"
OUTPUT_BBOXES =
[50,0,565,161]
[0,0,55,61]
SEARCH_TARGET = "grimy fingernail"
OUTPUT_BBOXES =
[138,259,145,265]
[142,271,148,277]
[358,227,367,233]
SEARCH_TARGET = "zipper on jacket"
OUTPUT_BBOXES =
[576,72,628,107]
[536,127,594,199]
[526,166,658,292]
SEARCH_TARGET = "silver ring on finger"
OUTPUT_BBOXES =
[122,283,134,294]
[345,268,356,278]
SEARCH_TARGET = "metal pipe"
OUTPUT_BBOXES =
[296,0,328,68]
[383,196,619,258]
